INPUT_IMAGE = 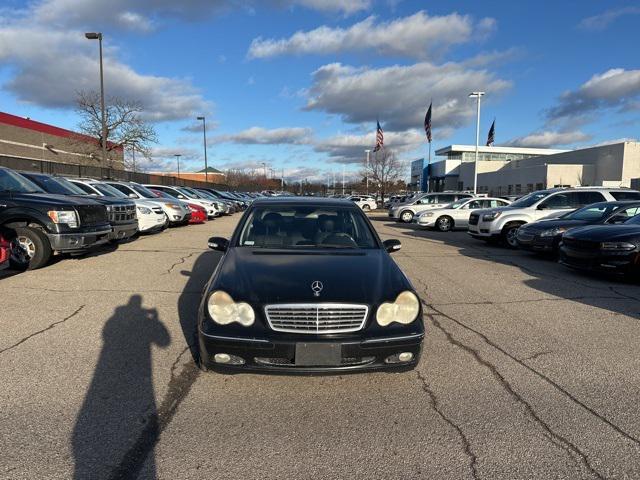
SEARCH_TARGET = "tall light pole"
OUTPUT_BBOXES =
[175,154,182,180]
[85,32,107,167]
[469,91,485,194]
[196,116,209,183]
[364,149,371,195]
[261,162,267,178]
[342,166,345,195]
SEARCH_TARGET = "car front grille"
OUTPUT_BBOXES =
[76,205,108,226]
[265,304,368,334]
[562,237,599,251]
[469,214,479,225]
[109,204,137,224]
[152,206,164,215]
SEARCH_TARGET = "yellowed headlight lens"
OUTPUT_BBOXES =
[376,291,420,326]
[207,291,255,327]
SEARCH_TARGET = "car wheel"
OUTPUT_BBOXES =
[436,216,453,232]
[11,226,52,270]
[501,224,523,249]
[400,210,414,223]
[362,204,370,211]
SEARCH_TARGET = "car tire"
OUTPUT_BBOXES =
[400,210,414,223]
[362,204,370,211]
[11,226,52,270]
[501,223,524,249]
[436,216,453,232]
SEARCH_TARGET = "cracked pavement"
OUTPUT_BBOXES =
[1,214,640,479]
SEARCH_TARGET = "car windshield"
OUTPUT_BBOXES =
[238,205,378,249]
[93,183,128,198]
[563,203,618,221]
[25,174,77,195]
[624,214,640,225]
[177,187,199,198]
[0,169,45,194]
[130,184,158,199]
[508,191,551,208]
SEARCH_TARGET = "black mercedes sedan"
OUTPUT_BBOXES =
[559,213,640,278]
[197,197,424,373]
[517,201,640,254]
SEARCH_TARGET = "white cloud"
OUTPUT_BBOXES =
[504,130,591,148]
[547,68,640,120]
[210,127,313,145]
[578,6,640,31]
[248,11,495,59]
[305,61,511,131]
[289,0,370,15]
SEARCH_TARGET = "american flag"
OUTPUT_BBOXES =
[424,102,432,143]
[486,119,495,146]
[373,120,384,152]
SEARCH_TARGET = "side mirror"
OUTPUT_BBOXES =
[383,239,402,253]
[129,193,138,198]
[208,236,229,252]
[537,203,548,210]
[177,194,185,199]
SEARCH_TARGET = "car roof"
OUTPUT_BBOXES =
[252,197,355,207]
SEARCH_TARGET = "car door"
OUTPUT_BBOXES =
[434,194,457,209]
[453,199,481,226]
[533,192,575,220]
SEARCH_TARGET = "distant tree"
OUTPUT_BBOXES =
[363,148,403,202]
[75,91,158,169]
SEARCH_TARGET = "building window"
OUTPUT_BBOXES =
[536,183,544,190]
[527,183,533,193]
[508,185,513,194]
[457,181,463,191]
[515,184,522,194]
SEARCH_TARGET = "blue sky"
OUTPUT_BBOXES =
[0,0,639,181]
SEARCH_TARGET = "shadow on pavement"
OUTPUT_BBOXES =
[72,294,170,480]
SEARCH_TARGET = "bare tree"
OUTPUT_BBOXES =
[363,148,403,203]
[75,91,158,169]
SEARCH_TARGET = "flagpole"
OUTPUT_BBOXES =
[427,140,431,193]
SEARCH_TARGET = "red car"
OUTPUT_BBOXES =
[0,227,26,270]
[187,203,207,224]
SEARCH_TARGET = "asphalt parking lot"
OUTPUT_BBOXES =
[2,213,640,479]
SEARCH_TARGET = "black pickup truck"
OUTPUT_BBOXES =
[0,167,112,270]
[19,172,138,244]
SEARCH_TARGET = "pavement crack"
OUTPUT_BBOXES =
[523,350,554,361]
[430,295,624,308]
[422,298,640,450]
[164,252,197,275]
[429,313,603,479]
[107,344,200,480]
[416,371,479,479]
[0,305,85,355]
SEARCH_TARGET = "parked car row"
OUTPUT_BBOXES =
[0,166,258,271]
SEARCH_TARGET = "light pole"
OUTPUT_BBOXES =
[196,116,209,183]
[364,149,371,195]
[175,154,182,180]
[261,162,267,178]
[85,32,107,167]
[342,166,345,195]
[469,91,485,194]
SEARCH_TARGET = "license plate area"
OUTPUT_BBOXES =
[295,343,342,366]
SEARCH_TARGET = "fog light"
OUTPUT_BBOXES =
[398,352,414,362]
[213,353,245,365]
[385,352,414,364]
[173,215,181,220]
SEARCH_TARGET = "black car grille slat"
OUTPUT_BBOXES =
[109,205,137,224]
[76,205,108,226]
[265,304,368,334]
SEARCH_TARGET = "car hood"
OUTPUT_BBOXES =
[472,206,515,216]
[563,225,640,241]
[521,218,588,231]
[11,192,103,207]
[212,247,412,306]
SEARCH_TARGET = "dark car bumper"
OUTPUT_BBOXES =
[516,232,558,253]
[47,227,111,253]
[109,222,138,241]
[198,331,424,374]
[559,245,640,275]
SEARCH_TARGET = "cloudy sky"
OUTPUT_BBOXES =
[0,0,639,181]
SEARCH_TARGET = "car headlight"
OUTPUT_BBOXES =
[47,210,78,228]
[600,242,636,251]
[482,211,502,222]
[164,203,181,210]
[540,227,567,237]
[423,212,435,217]
[376,291,420,326]
[137,206,152,215]
[207,291,255,326]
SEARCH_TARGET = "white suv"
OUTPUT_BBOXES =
[389,192,474,223]
[468,188,640,247]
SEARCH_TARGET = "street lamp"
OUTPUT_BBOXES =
[468,91,485,194]
[261,162,267,178]
[364,149,371,195]
[174,154,182,180]
[196,116,209,183]
[85,32,107,168]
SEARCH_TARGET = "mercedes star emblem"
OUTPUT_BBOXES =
[311,280,323,297]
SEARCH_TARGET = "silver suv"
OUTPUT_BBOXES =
[389,192,474,223]
[468,187,640,247]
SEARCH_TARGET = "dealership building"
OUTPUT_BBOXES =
[425,142,640,195]
[0,111,124,169]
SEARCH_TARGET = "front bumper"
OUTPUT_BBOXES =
[138,213,167,232]
[559,246,639,275]
[109,222,138,241]
[516,231,558,252]
[198,331,424,374]
[47,227,111,252]
[414,216,436,227]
